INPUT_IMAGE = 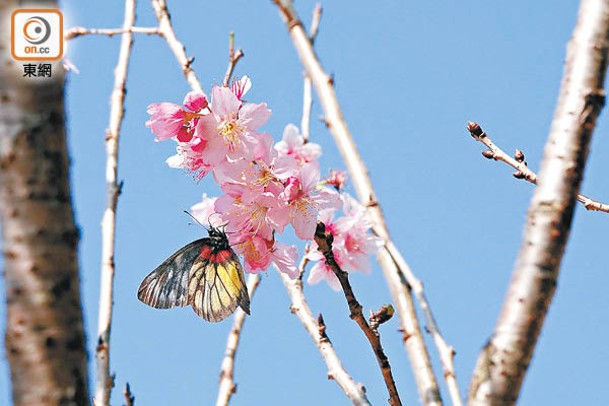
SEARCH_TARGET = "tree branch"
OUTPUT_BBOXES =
[215,274,261,406]
[222,32,244,87]
[150,0,204,94]
[300,3,322,141]
[315,223,402,406]
[467,121,609,213]
[95,0,136,404]
[468,1,609,403]
[384,240,462,406]
[277,260,371,405]
[65,26,159,40]
[272,2,443,403]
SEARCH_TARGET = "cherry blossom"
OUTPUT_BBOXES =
[231,75,252,101]
[306,250,341,291]
[274,124,321,165]
[195,85,271,165]
[148,78,379,283]
[273,162,341,240]
[146,91,207,142]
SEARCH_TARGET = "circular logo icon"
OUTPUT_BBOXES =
[23,16,51,45]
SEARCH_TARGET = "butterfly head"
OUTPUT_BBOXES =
[206,224,231,249]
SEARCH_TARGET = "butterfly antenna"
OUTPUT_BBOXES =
[183,210,206,228]
[207,212,229,230]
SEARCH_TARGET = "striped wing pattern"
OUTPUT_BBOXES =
[188,251,250,322]
[138,236,250,322]
[137,239,206,309]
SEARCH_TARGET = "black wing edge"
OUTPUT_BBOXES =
[137,238,207,309]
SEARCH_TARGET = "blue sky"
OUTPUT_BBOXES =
[2,1,609,405]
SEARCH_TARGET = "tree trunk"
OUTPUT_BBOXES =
[0,1,90,404]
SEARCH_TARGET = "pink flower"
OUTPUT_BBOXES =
[306,250,341,291]
[190,194,223,228]
[233,234,298,278]
[183,91,208,112]
[235,233,272,271]
[274,124,321,165]
[231,75,252,101]
[146,91,208,142]
[271,242,299,278]
[324,169,348,191]
[330,195,383,274]
[271,162,341,240]
[215,182,282,240]
[146,103,187,141]
[304,194,382,289]
[166,140,212,180]
[195,86,271,165]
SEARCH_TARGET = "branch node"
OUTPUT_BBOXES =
[369,304,395,331]
[467,121,484,137]
[481,150,495,160]
[124,382,135,406]
[514,148,525,163]
[318,313,330,343]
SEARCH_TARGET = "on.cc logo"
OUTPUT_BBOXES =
[22,16,52,45]
[11,9,63,61]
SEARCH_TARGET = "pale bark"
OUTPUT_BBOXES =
[272,1,443,403]
[0,1,89,404]
[468,0,609,404]
[94,0,136,404]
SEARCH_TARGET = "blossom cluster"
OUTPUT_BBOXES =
[146,76,381,288]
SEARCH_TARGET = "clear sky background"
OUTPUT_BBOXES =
[2,1,609,405]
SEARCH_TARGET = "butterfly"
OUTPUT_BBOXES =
[137,225,250,322]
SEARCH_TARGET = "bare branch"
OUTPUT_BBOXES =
[272,2,443,403]
[65,26,159,40]
[384,240,462,406]
[467,121,609,213]
[468,1,609,403]
[95,0,136,404]
[301,4,322,141]
[315,223,402,406]
[309,3,323,42]
[215,274,261,406]
[222,32,245,87]
[277,260,371,405]
[150,0,204,93]
[301,74,313,142]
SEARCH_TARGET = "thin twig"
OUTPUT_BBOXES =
[468,0,609,403]
[65,26,159,40]
[384,240,462,406]
[309,3,322,42]
[315,223,402,406]
[467,121,609,213]
[301,74,313,142]
[124,383,135,406]
[223,32,245,87]
[150,0,204,93]
[95,1,136,405]
[215,274,261,406]
[272,2,443,403]
[277,260,371,405]
[300,4,322,141]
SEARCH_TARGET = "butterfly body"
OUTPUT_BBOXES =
[138,226,250,322]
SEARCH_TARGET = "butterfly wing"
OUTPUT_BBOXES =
[137,239,206,309]
[188,247,250,322]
